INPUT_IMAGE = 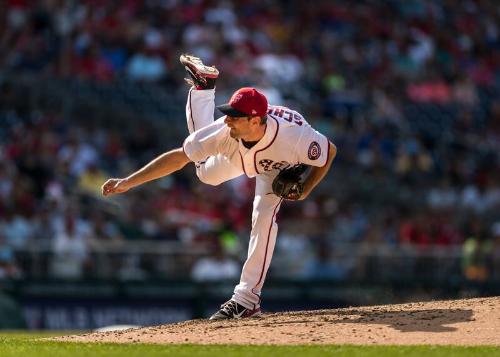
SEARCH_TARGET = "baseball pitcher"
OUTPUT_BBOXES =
[102,54,337,320]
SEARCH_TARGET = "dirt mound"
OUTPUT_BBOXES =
[53,296,500,345]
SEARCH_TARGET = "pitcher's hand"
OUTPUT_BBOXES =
[102,178,132,196]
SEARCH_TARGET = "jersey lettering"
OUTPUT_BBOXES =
[293,113,303,126]
[259,159,291,172]
[273,108,285,118]
[271,161,290,171]
[259,159,274,171]
[269,106,303,126]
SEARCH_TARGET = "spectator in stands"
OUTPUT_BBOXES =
[191,235,239,282]
[492,223,500,281]
[31,201,57,243]
[117,254,148,281]
[50,205,92,279]
[452,74,479,108]
[301,237,354,280]
[462,219,493,283]
[0,247,22,280]
[126,42,168,82]
[1,208,33,250]
[78,163,108,197]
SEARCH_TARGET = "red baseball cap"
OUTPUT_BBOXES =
[217,87,268,118]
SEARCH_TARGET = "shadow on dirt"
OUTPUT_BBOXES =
[342,308,474,332]
[275,308,475,332]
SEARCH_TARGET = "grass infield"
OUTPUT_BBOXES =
[0,332,498,357]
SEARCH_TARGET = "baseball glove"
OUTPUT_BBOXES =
[272,164,310,200]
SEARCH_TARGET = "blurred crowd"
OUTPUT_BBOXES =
[0,0,499,283]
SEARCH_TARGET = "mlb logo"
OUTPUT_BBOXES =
[232,93,243,102]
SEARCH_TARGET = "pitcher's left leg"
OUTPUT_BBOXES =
[232,176,282,310]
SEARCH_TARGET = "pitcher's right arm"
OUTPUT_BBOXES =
[102,148,190,196]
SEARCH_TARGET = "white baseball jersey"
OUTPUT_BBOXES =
[183,88,331,309]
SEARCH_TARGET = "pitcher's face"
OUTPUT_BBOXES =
[224,115,251,139]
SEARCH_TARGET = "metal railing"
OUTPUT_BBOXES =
[6,241,496,282]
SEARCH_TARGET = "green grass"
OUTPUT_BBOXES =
[0,332,498,357]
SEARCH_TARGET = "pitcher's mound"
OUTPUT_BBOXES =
[53,296,500,345]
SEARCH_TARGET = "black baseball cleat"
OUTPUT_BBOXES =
[209,299,262,320]
[180,54,219,90]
